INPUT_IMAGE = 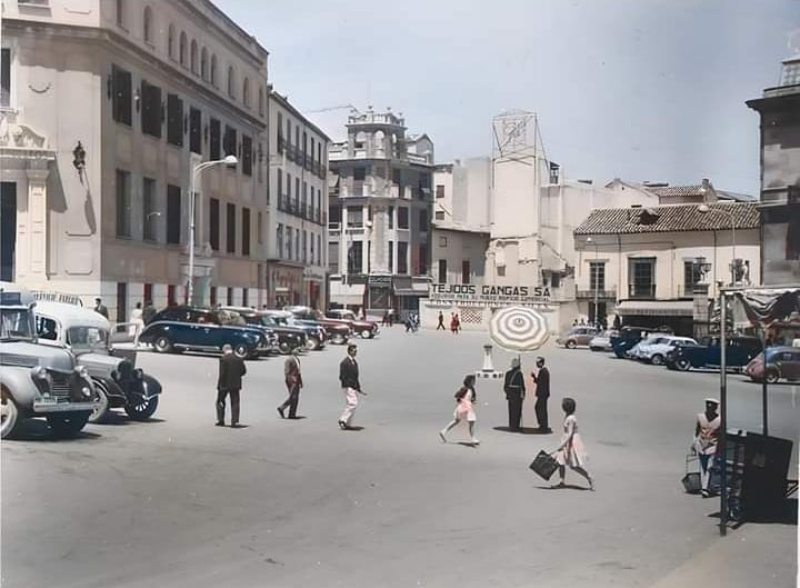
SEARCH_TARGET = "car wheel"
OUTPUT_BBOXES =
[306,337,320,351]
[278,341,291,355]
[233,343,250,359]
[154,336,172,354]
[88,382,111,424]
[0,387,20,440]
[765,369,780,384]
[332,334,346,345]
[566,340,577,349]
[675,358,691,372]
[360,330,371,339]
[47,412,90,438]
[651,354,664,366]
[125,394,159,421]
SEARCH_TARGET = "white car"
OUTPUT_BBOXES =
[628,335,670,360]
[589,331,616,352]
[638,336,698,365]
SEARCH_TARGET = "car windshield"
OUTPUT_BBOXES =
[258,315,277,327]
[0,308,35,341]
[67,326,109,351]
[270,315,290,326]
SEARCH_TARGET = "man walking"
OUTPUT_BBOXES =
[532,356,551,433]
[436,311,446,331]
[216,344,247,427]
[278,348,303,419]
[93,297,109,318]
[503,357,525,432]
[338,343,366,430]
[142,300,157,325]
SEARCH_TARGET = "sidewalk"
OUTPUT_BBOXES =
[649,523,798,588]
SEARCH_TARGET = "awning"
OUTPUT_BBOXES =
[392,277,412,294]
[616,300,694,317]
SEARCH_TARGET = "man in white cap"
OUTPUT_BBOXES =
[692,398,721,497]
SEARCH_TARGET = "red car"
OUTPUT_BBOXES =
[283,306,352,344]
[746,346,800,383]
[324,309,380,339]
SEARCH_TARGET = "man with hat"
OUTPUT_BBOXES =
[692,398,721,497]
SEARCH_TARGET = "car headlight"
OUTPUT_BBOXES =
[81,385,93,399]
[32,365,48,379]
[75,366,89,379]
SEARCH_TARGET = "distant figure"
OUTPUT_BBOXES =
[692,398,720,498]
[142,300,157,325]
[450,313,460,334]
[278,348,303,419]
[579,318,586,326]
[216,344,247,428]
[531,356,551,433]
[439,374,479,445]
[503,357,525,432]
[129,302,144,347]
[382,310,390,327]
[551,397,593,490]
[437,311,446,331]
[93,297,109,318]
[572,319,579,326]
[338,343,366,430]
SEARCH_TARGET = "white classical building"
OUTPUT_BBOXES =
[1,0,269,322]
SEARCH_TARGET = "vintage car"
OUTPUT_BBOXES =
[220,306,308,353]
[634,335,698,365]
[745,346,800,383]
[255,309,326,351]
[324,309,380,339]
[556,326,600,349]
[610,326,671,359]
[34,301,162,423]
[588,330,617,352]
[665,335,762,372]
[0,283,97,438]
[139,306,272,359]
[284,306,351,344]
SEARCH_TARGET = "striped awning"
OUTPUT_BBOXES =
[615,300,694,317]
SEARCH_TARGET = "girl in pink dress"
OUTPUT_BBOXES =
[439,374,479,445]
[551,397,593,489]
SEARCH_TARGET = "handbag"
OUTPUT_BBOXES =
[529,450,559,481]
[681,454,701,494]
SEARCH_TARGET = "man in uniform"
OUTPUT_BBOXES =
[503,357,525,432]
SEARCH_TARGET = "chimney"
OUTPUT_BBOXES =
[701,178,716,203]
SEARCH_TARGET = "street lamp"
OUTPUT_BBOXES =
[587,237,599,326]
[698,204,737,285]
[188,155,238,304]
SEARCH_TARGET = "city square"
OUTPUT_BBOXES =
[2,327,798,587]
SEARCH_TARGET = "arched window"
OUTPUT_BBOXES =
[242,77,250,108]
[200,47,208,80]
[143,6,152,43]
[227,66,236,98]
[258,87,264,117]
[210,54,218,87]
[167,24,175,59]
[179,31,187,66]
[190,40,198,74]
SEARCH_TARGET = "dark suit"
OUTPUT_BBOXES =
[503,367,525,431]
[339,356,361,391]
[533,367,550,431]
[217,353,247,425]
[280,355,303,418]
[94,304,109,318]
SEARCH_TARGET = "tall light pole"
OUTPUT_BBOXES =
[188,155,238,304]
[698,204,737,285]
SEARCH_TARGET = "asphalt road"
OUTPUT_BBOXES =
[2,328,798,588]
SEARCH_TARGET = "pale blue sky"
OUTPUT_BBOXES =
[217,0,799,195]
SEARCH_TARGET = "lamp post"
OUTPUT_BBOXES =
[187,155,237,304]
[698,204,736,285]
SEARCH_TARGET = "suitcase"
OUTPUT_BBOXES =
[530,450,559,480]
[682,454,701,494]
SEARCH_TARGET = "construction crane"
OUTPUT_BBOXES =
[307,104,358,114]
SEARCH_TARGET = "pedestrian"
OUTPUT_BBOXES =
[388,309,394,327]
[382,310,390,327]
[278,348,303,419]
[405,315,413,333]
[142,300,156,325]
[338,343,367,430]
[216,344,247,428]
[93,297,109,318]
[531,356,551,433]
[437,311,446,331]
[129,302,144,347]
[579,318,586,326]
[572,318,579,327]
[551,397,593,490]
[439,374,480,445]
[691,398,720,498]
[503,357,525,432]
[450,313,458,334]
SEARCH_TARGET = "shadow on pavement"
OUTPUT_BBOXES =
[8,418,102,442]
[535,484,592,491]
[97,413,166,426]
[492,426,553,435]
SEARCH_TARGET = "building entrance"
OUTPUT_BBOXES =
[1,182,17,282]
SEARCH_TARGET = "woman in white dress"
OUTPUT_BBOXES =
[439,374,479,445]
[551,397,593,489]
[129,302,144,347]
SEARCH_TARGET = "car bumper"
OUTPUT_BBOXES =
[33,399,97,414]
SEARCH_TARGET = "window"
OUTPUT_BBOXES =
[116,0,126,28]
[227,66,236,98]
[242,135,252,176]
[497,266,506,277]
[629,258,656,299]
[683,261,703,297]
[1,49,10,107]
[200,47,208,80]
[209,118,221,160]
[419,209,428,230]
[168,285,176,306]
[226,203,236,253]
[286,227,293,260]
[393,168,402,184]
[436,185,445,198]
[439,236,448,248]
[419,245,428,275]
[277,223,284,257]
[116,283,128,324]
[353,167,366,181]
[209,198,220,251]
[143,6,153,44]
[295,127,300,152]
[589,261,606,292]
[435,211,445,221]
[317,234,322,265]
[179,32,187,66]
[242,288,249,307]
[227,287,233,306]
[277,169,283,206]
[166,185,181,244]
[115,170,131,238]
[438,259,447,284]
[347,206,363,228]
[167,93,183,147]
[461,260,471,284]
[242,207,250,256]
[243,77,250,108]
[143,178,157,241]
[318,143,322,166]
[329,241,339,273]
[258,87,264,117]
[347,241,363,274]
[257,211,263,245]
[223,125,237,159]
[210,286,217,307]
[388,206,394,229]
[190,40,198,74]
[141,80,162,138]
[310,137,315,163]
[111,65,132,126]
[388,241,394,272]
[167,24,175,59]
[302,230,307,263]
[303,131,308,158]
[286,118,291,148]
[398,207,409,229]
[186,107,201,154]
[210,54,217,87]
[287,172,292,200]
[397,242,408,274]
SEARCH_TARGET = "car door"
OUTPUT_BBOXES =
[778,351,800,380]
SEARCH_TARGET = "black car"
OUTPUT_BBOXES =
[221,307,307,354]
[665,335,762,372]
[257,309,326,351]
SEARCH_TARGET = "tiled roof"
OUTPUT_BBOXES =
[574,203,760,235]
[648,185,706,198]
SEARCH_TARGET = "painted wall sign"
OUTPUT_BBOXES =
[428,283,551,307]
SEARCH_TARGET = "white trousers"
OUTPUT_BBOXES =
[340,387,359,425]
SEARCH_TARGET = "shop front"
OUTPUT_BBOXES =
[269,262,304,309]
[614,299,695,336]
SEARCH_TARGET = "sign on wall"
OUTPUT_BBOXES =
[428,283,551,308]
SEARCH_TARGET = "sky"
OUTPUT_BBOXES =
[216,0,799,195]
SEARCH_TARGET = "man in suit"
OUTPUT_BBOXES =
[216,344,247,428]
[338,343,366,430]
[93,297,109,318]
[532,356,551,433]
[503,357,525,432]
[278,348,303,419]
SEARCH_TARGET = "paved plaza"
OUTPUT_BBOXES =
[2,328,798,588]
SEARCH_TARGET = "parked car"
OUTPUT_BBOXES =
[220,307,307,354]
[589,330,617,352]
[256,309,326,351]
[284,306,353,343]
[556,326,599,349]
[34,300,162,423]
[324,309,380,339]
[0,283,97,439]
[636,335,698,365]
[665,335,762,372]
[610,327,669,359]
[746,346,800,383]
[139,306,272,359]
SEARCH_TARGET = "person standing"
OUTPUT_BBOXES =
[129,302,144,347]
[503,357,526,432]
[439,374,480,445]
[692,398,721,498]
[437,311,446,331]
[551,397,593,490]
[531,357,551,433]
[142,300,157,325]
[93,297,109,318]
[278,348,303,419]
[339,343,366,430]
[216,344,247,428]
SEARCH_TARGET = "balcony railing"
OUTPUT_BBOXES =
[628,284,656,299]
[576,287,617,300]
